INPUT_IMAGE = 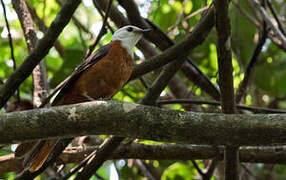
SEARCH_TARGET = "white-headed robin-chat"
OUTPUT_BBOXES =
[15,25,151,172]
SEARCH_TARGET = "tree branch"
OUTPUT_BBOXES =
[157,99,286,113]
[3,144,286,174]
[1,0,19,101]
[235,26,267,103]
[130,7,215,80]
[214,0,237,178]
[84,0,113,59]
[12,0,49,107]
[1,101,286,145]
[1,0,16,71]
[0,0,81,109]
[26,2,65,57]
[252,0,286,48]
[266,0,286,36]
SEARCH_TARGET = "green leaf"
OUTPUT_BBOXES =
[50,48,85,88]
[162,162,196,180]
[254,59,286,96]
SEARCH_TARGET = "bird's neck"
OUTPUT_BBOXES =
[119,40,134,59]
[111,39,136,59]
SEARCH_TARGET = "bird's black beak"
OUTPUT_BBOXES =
[141,28,152,34]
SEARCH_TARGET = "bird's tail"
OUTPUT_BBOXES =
[15,141,38,157]
[16,139,58,172]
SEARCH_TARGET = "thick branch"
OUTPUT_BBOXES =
[0,0,80,109]
[1,101,286,146]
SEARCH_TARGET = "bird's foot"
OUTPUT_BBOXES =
[82,93,95,101]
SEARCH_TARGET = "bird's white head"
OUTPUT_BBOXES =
[111,25,151,58]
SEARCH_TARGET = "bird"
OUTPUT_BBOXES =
[15,25,151,172]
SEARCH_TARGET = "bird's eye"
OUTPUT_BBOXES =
[127,27,133,32]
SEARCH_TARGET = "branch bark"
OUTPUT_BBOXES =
[214,0,237,179]
[1,101,286,145]
[12,0,49,107]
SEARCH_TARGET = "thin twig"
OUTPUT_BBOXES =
[26,1,65,57]
[252,0,286,48]
[240,164,261,179]
[204,160,219,180]
[92,0,114,33]
[157,99,286,113]
[266,0,286,36]
[139,77,149,89]
[185,5,210,20]
[84,0,113,59]
[236,24,267,103]
[1,0,16,71]
[135,160,157,180]
[191,160,205,177]
[1,0,19,101]
[232,0,260,28]
[56,0,93,38]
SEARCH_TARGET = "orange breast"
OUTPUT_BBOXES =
[56,40,133,105]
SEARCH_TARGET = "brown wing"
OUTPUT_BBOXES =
[51,44,111,106]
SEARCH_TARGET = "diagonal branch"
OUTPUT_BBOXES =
[266,0,286,36]
[1,0,19,101]
[235,27,267,103]
[252,0,286,48]
[130,8,215,80]
[145,20,221,101]
[84,0,113,58]
[0,0,81,109]
[26,2,65,57]
[1,0,16,71]
[12,0,49,107]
